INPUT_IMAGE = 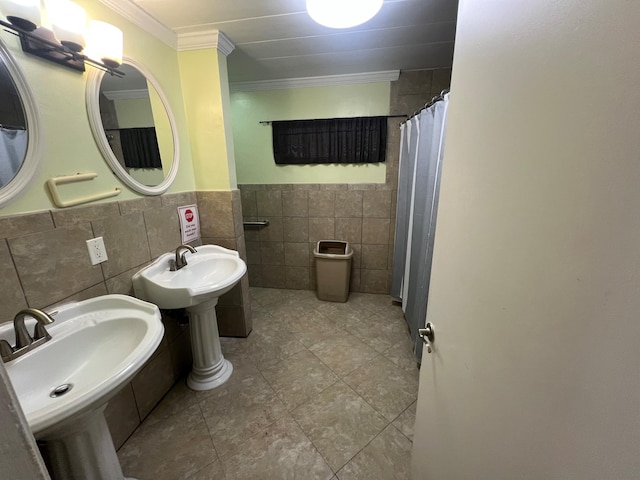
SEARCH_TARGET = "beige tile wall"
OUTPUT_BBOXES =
[239,68,452,296]
[197,190,252,337]
[0,190,251,448]
[241,184,395,294]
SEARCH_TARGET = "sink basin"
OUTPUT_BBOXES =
[132,244,247,391]
[132,244,247,309]
[0,294,163,480]
[0,294,163,436]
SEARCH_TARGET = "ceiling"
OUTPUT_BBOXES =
[130,0,458,83]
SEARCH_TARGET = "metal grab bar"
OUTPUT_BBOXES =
[243,220,270,228]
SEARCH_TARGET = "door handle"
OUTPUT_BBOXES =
[418,322,435,353]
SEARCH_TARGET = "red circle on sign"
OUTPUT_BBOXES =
[185,209,194,222]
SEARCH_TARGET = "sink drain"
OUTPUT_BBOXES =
[50,383,73,398]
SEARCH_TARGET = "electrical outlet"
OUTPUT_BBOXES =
[86,237,108,265]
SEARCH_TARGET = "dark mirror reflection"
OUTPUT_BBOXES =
[0,57,27,189]
[98,64,173,187]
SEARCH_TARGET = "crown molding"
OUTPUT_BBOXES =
[176,30,235,55]
[97,0,176,49]
[216,31,235,56]
[102,88,149,100]
[229,70,400,92]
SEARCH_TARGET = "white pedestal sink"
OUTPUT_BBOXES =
[0,295,164,480]
[132,245,247,391]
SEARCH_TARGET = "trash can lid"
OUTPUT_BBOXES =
[314,240,353,258]
[317,240,348,254]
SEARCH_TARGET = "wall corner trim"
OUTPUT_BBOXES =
[176,30,236,55]
[229,70,401,92]
[97,0,177,49]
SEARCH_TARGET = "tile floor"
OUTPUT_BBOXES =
[118,287,420,480]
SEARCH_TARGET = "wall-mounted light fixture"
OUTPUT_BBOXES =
[306,0,383,29]
[0,0,124,76]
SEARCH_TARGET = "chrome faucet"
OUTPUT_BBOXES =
[0,308,55,362]
[170,245,197,271]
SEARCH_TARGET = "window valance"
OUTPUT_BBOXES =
[272,116,387,165]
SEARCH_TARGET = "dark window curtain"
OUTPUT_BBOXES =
[120,127,162,168]
[272,116,387,165]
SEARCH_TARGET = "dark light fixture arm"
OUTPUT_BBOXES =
[0,20,124,77]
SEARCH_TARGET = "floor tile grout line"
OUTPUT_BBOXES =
[289,408,338,476]
[126,377,195,432]
[251,337,308,373]
[187,459,227,480]
[342,385,399,425]
[335,420,400,478]
[390,418,414,444]
[342,356,420,425]
[305,345,359,380]
[195,399,224,470]
[327,381,392,474]
[287,376,342,414]
[339,378,393,422]
[257,349,341,413]
[210,414,293,474]
[196,373,290,467]
[391,397,417,422]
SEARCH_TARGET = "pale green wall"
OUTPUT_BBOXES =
[114,98,153,128]
[0,0,195,216]
[231,83,390,185]
[178,48,236,191]
[217,53,237,189]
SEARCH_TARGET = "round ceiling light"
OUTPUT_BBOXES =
[306,0,384,29]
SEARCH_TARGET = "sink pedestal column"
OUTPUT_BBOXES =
[39,404,136,480]
[186,297,233,390]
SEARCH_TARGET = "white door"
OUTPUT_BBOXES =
[411,1,640,478]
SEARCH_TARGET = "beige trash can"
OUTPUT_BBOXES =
[314,240,353,302]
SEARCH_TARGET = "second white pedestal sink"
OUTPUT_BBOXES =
[132,244,247,391]
[0,295,164,480]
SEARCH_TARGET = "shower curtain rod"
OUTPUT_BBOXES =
[259,114,407,125]
[401,89,450,125]
[0,123,26,130]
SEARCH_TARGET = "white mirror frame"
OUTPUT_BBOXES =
[0,37,42,208]
[86,57,179,196]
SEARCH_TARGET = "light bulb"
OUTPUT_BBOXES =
[47,0,87,52]
[0,0,41,31]
[86,21,123,68]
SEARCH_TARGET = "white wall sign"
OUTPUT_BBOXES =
[178,204,200,243]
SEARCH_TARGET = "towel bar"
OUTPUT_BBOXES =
[47,173,121,208]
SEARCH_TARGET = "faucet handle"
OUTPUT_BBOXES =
[33,322,52,341]
[0,340,13,361]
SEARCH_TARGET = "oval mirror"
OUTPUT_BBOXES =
[86,58,179,195]
[0,37,41,208]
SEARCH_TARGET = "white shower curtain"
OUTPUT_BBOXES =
[391,94,450,359]
[0,127,28,187]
